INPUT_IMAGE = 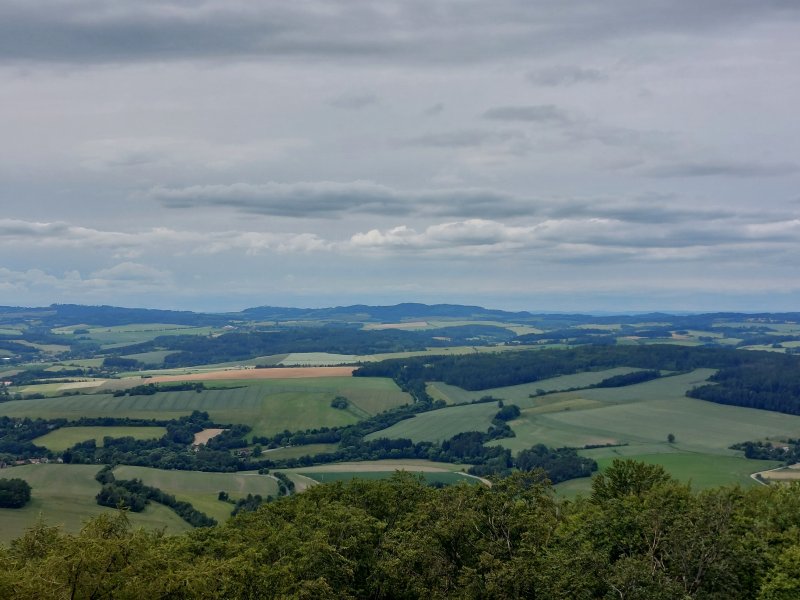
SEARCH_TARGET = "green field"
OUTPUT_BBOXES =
[285,459,483,486]
[0,464,190,543]
[119,349,178,364]
[365,401,500,443]
[554,453,782,498]
[0,377,411,437]
[300,470,481,485]
[52,323,228,348]
[261,443,340,460]
[113,466,280,523]
[33,426,168,451]
[490,369,800,456]
[427,367,645,405]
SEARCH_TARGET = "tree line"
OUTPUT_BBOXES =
[3,461,800,598]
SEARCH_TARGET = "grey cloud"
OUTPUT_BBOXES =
[528,65,607,86]
[147,181,534,219]
[328,92,379,110]
[645,161,800,178]
[423,103,444,116]
[400,130,527,149]
[482,105,571,124]
[1,1,798,65]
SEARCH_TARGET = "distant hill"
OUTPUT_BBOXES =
[1,302,799,329]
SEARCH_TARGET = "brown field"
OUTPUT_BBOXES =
[147,366,356,383]
[193,428,226,445]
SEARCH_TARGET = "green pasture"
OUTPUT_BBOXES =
[261,443,340,460]
[0,464,190,543]
[54,324,225,347]
[119,350,177,365]
[427,367,645,405]
[113,466,279,523]
[33,426,167,451]
[365,401,500,443]
[299,470,481,486]
[0,377,411,438]
[493,369,800,455]
[554,453,782,498]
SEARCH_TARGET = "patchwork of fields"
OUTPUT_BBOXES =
[113,466,280,523]
[0,464,191,543]
[0,376,411,437]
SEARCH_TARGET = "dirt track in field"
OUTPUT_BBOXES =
[148,366,356,383]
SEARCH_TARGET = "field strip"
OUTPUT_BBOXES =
[58,380,106,390]
[754,464,800,484]
[193,428,226,445]
[146,366,356,382]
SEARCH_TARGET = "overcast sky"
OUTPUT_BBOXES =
[2,1,799,313]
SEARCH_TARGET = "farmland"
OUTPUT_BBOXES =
[364,401,501,443]
[0,376,411,437]
[555,453,783,497]
[33,426,168,451]
[284,459,483,486]
[0,464,190,543]
[112,466,280,523]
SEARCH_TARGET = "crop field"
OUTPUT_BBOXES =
[0,464,190,543]
[0,377,411,437]
[493,369,800,455]
[33,426,168,451]
[299,470,481,485]
[427,367,645,405]
[284,459,483,486]
[52,323,225,346]
[554,453,782,498]
[261,443,340,460]
[113,466,280,523]
[365,401,500,443]
[119,350,178,364]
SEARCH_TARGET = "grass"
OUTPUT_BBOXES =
[285,459,483,485]
[261,443,340,460]
[427,367,645,405]
[554,453,782,498]
[119,350,177,365]
[112,466,280,523]
[33,426,167,451]
[299,471,481,485]
[53,324,226,347]
[365,401,500,443]
[491,369,800,456]
[0,464,190,543]
[0,377,410,438]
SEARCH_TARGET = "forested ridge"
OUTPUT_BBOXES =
[2,461,800,599]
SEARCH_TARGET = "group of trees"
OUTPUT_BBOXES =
[0,478,31,508]
[3,461,800,598]
[95,467,216,527]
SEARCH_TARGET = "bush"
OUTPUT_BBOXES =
[0,478,32,508]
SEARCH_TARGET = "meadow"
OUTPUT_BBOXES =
[283,459,482,486]
[364,401,501,443]
[32,426,168,451]
[112,466,280,523]
[554,453,782,497]
[427,366,645,405]
[0,464,190,543]
[0,376,411,437]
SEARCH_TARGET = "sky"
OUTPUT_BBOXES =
[1,1,800,313]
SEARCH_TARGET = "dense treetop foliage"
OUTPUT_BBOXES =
[2,462,800,599]
[0,478,31,509]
